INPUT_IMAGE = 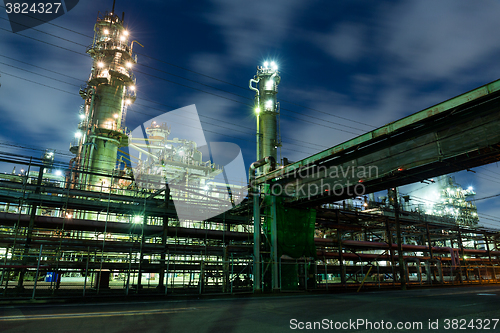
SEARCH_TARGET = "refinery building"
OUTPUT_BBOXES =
[1,7,500,298]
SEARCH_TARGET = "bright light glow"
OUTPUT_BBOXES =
[271,61,278,70]
[203,185,209,191]
[97,62,104,68]
[66,214,72,219]
[265,100,273,109]
[123,30,129,36]
[79,114,85,120]
[178,150,185,156]
[264,61,269,68]
[74,132,82,138]
[125,99,132,105]
[103,29,109,34]
[120,35,126,41]
[129,85,136,90]
[55,170,63,176]
[266,79,274,89]
[255,107,260,114]
[134,216,143,223]
[113,113,119,118]
[468,186,473,191]
[126,62,133,68]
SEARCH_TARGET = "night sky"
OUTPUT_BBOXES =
[1,0,500,228]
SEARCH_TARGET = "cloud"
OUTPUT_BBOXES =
[205,0,306,64]
[0,4,95,162]
[379,0,500,82]
[278,82,449,154]
[463,165,500,228]
[310,22,366,63]
[188,52,227,83]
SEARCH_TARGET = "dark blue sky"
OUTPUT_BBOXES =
[2,0,500,227]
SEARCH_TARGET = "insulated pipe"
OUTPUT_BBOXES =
[249,156,276,292]
[250,156,276,175]
[0,212,252,240]
[314,238,500,257]
[425,259,444,284]
[249,78,261,160]
[249,78,260,95]
[249,78,260,111]
[404,258,422,285]
[316,251,500,263]
[67,158,76,190]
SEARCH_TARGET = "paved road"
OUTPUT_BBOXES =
[1,286,500,332]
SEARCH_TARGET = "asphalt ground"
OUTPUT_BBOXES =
[0,285,500,332]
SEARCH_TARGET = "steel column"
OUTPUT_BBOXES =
[31,245,43,300]
[249,156,276,293]
[270,195,279,290]
[385,217,396,286]
[391,188,406,290]
[336,211,346,285]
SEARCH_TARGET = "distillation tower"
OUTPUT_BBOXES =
[250,61,281,173]
[71,9,137,189]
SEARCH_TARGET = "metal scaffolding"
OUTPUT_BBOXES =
[0,151,498,298]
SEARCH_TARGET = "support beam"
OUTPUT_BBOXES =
[336,211,345,285]
[457,228,468,281]
[426,223,434,260]
[390,188,406,290]
[158,216,167,290]
[385,217,396,286]
[248,156,276,293]
[137,214,147,291]
[485,234,493,263]
[17,165,44,290]
[270,195,279,291]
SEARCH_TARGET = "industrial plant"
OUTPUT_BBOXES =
[1,6,500,299]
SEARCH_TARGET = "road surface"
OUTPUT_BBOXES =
[1,286,500,332]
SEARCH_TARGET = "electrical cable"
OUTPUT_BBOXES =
[0,13,374,131]
[0,52,331,151]
[0,26,365,137]
[0,55,333,151]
